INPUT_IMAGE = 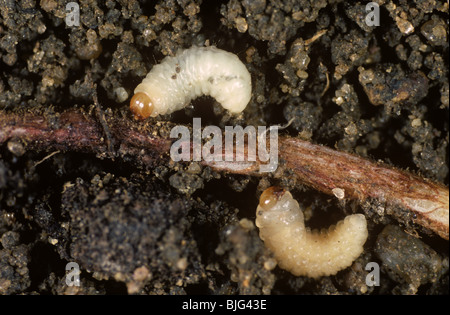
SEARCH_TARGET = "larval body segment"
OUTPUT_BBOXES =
[134,46,252,117]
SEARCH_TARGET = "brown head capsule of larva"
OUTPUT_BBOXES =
[259,186,285,211]
[130,92,154,120]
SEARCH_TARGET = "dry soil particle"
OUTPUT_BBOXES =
[221,0,327,55]
[214,219,276,295]
[358,63,429,113]
[0,231,30,294]
[375,225,448,294]
[331,29,371,80]
[62,174,200,285]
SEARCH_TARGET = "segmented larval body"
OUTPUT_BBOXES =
[256,187,368,278]
[131,46,252,118]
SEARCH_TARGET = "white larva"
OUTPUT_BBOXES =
[255,187,368,278]
[130,46,252,119]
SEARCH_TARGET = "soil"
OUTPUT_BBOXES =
[0,0,448,294]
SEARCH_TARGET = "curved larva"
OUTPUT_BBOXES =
[130,46,252,119]
[255,187,368,278]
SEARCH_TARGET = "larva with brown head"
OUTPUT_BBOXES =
[256,187,368,278]
[130,46,252,119]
